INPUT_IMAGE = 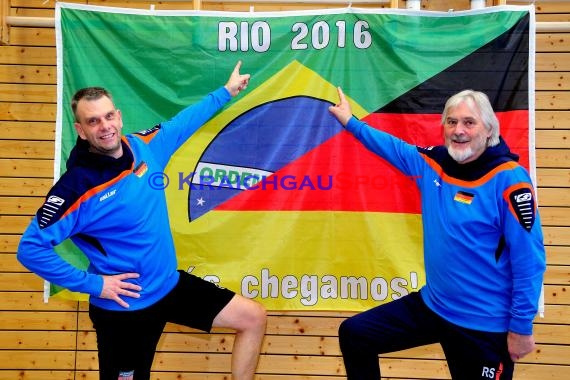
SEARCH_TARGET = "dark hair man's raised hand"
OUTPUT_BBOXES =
[225,60,251,97]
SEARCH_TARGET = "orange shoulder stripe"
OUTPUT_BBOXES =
[420,153,520,188]
[133,128,160,144]
[60,166,134,220]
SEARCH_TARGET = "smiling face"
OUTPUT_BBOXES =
[73,96,124,158]
[444,100,492,164]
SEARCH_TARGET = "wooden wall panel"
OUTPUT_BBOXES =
[1,0,568,379]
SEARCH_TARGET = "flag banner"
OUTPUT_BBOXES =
[53,2,535,311]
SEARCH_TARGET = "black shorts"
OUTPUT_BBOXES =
[89,270,236,380]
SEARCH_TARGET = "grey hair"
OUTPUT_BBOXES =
[441,90,500,147]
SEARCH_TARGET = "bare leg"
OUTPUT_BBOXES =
[213,294,267,380]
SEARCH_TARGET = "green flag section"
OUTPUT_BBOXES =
[53,3,534,310]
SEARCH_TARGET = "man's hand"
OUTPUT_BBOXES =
[99,272,142,308]
[328,86,353,127]
[507,331,535,362]
[224,60,250,97]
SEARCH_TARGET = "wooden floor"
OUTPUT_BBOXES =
[1,0,569,379]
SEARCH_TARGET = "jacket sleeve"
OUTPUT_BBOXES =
[345,116,424,177]
[148,86,232,167]
[502,179,547,335]
[17,202,104,297]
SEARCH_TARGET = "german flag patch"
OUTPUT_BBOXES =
[454,191,474,205]
[133,161,148,178]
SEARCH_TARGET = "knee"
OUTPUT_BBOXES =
[252,302,267,329]
[244,300,267,332]
[338,317,358,343]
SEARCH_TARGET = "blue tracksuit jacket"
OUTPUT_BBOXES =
[17,87,231,311]
[345,116,546,335]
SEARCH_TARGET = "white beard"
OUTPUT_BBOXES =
[446,133,488,163]
[448,145,475,163]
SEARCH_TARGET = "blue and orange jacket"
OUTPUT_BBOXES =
[17,87,231,311]
[346,117,546,335]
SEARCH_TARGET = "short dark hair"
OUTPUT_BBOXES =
[71,87,113,122]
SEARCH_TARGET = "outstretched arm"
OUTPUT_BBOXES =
[224,60,251,97]
[328,86,353,126]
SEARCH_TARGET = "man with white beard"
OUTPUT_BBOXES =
[328,88,546,380]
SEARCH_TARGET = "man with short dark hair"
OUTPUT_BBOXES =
[18,61,266,380]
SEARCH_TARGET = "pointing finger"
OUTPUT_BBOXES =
[233,60,242,75]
